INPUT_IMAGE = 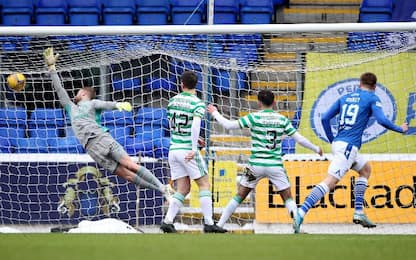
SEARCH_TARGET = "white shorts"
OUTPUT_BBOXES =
[168,150,207,180]
[239,165,290,191]
[328,141,367,180]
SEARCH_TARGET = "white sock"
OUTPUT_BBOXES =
[218,195,243,227]
[164,192,184,224]
[285,198,297,219]
[199,190,214,225]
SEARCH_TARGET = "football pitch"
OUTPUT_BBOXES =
[1,234,415,260]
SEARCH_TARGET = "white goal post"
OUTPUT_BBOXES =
[0,23,415,234]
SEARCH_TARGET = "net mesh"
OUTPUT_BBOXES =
[0,29,415,232]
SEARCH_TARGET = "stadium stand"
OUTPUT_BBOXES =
[136,0,170,25]
[359,0,393,22]
[391,0,416,22]
[103,0,135,25]
[213,0,239,24]
[2,0,33,26]
[35,0,67,26]
[171,0,205,25]
[68,0,101,25]
[240,0,274,24]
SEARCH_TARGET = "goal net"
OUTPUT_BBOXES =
[0,24,415,233]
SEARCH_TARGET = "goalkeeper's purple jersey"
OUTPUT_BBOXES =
[321,88,403,149]
[50,71,117,147]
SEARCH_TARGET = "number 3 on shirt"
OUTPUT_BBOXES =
[339,104,359,126]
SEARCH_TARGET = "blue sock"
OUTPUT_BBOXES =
[300,183,329,216]
[354,177,368,214]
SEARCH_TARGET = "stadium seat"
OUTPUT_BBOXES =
[171,0,205,25]
[214,0,239,24]
[136,0,170,25]
[153,137,170,158]
[124,134,154,156]
[144,76,177,92]
[2,0,33,26]
[101,110,134,146]
[0,107,27,128]
[112,77,141,92]
[225,43,258,67]
[240,0,274,24]
[0,127,25,153]
[68,0,101,26]
[347,32,380,51]
[103,0,135,25]
[47,136,85,153]
[281,137,295,155]
[391,0,416,22]
[359,0,393,22]
[15,137,49,153]
[0,137,15,153]
[135,107,169,129]
[212,69,248,93]
[28,108,65,139]
[35,0,67,26]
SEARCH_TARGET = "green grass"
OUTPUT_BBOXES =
[1,234,415,260]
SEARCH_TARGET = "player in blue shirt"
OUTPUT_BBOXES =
[294,72,408,233]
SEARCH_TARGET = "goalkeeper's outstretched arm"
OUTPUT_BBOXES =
[44,47,72,108]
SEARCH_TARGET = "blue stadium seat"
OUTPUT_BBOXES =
[68,0,101,25]
[112,77,141,92]
[153,137,170,158]
[136,0,170,25]
[103,0,135,25]
[0,127,25,153]
[28,108,65,139]
[101,110,134,126]
[125,134,153,156]
[347,32,380,51]
[135,107,169,129]
[391,0,416,22]
[171,0,205,25]
[101,110,134,146]
[90,37,119,52]
[47,136,84,153]
[0,137,15,153]
[0,107,27,128]
[2,0,33,25]
[281,137,295,155]
[15,138,49,153]
[212,69,248,93]
[35,0,67,25]
[359,0,393,22]
[240,0,274,24]
[214,0,239,24]
[144,76,177,92]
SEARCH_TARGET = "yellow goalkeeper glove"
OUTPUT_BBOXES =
[116,102,132,112]
[43,47,60,71]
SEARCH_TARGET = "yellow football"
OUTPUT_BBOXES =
[7,73,26,92]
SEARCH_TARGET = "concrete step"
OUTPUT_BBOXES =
[289,0,361,5]
[245,93,297,102]
[267,34,348,52]
[263,52,297,61]
[280,6,359,23]
[251,80,297,91]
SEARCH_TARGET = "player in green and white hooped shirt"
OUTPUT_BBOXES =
[208,90,323,230]
[43,47,174,201]
[161,71,226,233]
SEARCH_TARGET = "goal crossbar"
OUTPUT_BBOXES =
[1,22,416,36]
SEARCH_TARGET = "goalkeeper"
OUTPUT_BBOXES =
[43,47,173,199]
